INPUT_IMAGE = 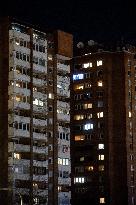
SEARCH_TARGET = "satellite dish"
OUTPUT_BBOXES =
[77,42,84,48]
[88,40,95,46]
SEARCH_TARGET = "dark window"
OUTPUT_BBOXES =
[23,54,26,61]
[16,52,19,59]
[39,58,45,66]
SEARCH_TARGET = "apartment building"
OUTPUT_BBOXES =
[71,41,136,205]
[0,17,72,205]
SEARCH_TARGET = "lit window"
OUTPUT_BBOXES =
[87,114,92,119]
[131,165,134,171]
[97,112,103,118]
[15,39,20,45]
[129,111,132,118]
[15,167,19,173]
[99,165,104,171]
[74,177,85,183]
[62,158,69,165]
[14,153,20,159]
[75,135,85,141]
[33,99,39,106]
[84,103,92,109]
[74,84,84,90]
[100,197,105,203]
[98,81,103,86]
[99,155,104,160]
[90,62,93,67]
[83,63,89,68]
[58,186,62,192]
[58,158,62,165]
[15,96,21,102]
[48,93,54,99]
[84,123,93,130]
[83,62,92,68]
[48,54,53,61]
[80,157,84,161]
[130,154,134,161]
[74,115,84,120]
[33,87,37,92]
[39,100,43,106]
[16,83,21,87]
[73,74,84,80]
[98,144,104,149]
[86,166,94,171]
[57,84,62,89]
[97,60,103,66]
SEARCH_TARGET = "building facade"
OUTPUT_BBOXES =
[0,17,72,205]
[71,42,136,205]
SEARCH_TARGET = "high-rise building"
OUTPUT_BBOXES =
[0,17,72,205]
[71,41,136,205]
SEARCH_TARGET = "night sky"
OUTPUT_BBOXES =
[3,0,136,45]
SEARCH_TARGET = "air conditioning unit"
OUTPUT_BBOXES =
[88,40,95,46]
[77,42,84,48]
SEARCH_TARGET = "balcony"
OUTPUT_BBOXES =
[14,173,30,180]
[33,146,48,154]
[8,99,30,110]
[33,132,47,140]
[10,57,30,68]
[11,115,30,124]
[9,71,30,82]
[33,118,47,127]
[57,88,70,98]
[33,160,48,167]
[8,158,30,166]
[15,188,29,196]
[57,113,70,122]
[8,127,30,138]
[9,43,30,56]
[9,30,30,42]
[33,91,47,100]
[33,174,48,182]
[35,189,48,196]
[58,177,71,185]
[57,63,70,73]
[33,77,46,86]
[33,63,47,74]
[58,126,70,134]
[8,142,29,152]
[8,127,47,141]
[15,144,30,152]
[33,105,47,114]
[8,85,30,96]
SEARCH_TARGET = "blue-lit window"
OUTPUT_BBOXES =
[84,123,93,130]
[73,74,84,80]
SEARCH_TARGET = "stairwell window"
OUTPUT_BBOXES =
[99,155,104,160]
[98,81,103,87]
[14,153,20,159]
[83,62,92,68]
[97,112,103,118]
[98,144,104,149]
[99,165,104,171]
[100,197,105,203]
[97,60,103,66]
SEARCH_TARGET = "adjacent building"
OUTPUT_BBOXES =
[0,17,72,205]
[71,41,136,205]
